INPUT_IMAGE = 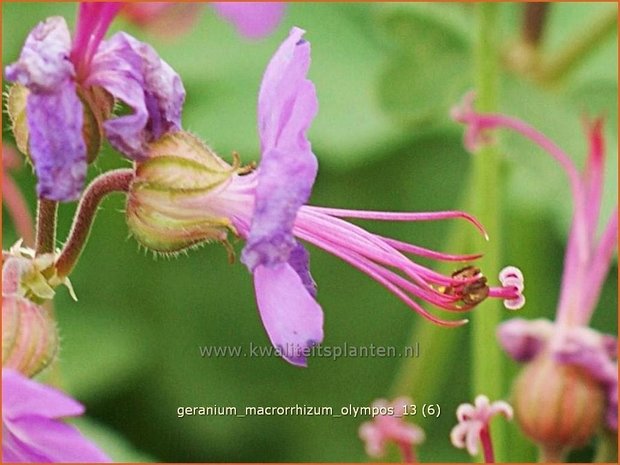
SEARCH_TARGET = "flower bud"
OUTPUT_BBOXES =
[2,294,59,377]
[126,131,252,253]
[512,353,605,454]
[6,83,113,163]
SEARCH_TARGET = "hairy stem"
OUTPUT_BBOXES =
[35,199,58,255]
[55,169,133,278]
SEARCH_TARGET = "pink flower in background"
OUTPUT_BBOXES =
[359,397,425,462]
[450,395,513,461]
[453,94,618,451]
[122,2,286,39]
[2,369,110,463]
[211,2,286,38]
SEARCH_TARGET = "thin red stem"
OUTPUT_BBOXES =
[35,199,58,255]
[398,441,416,463]
[479,425,495,463]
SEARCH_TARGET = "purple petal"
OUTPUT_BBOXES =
[553,327,618,429]
[2,369,83,421]
[288,243,317,297]
[241,28,318,270]
[5,16,74,93]
[211,2,285,39]
[253,263,323,366]
[87,32,185,160]
[6,417,110,463]
[496,318,553,362]
[258,27,317,155]
[26,81,86,201]
[241,147,317,269]
[2,369,110,463]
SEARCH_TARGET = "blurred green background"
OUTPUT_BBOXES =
[2,2,617,462]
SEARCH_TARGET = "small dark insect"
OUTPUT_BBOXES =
[439,265,490,306]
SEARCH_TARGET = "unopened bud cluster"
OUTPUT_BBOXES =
[2,254,60,377]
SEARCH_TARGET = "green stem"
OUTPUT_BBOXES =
[539,5,617,84]
[594,430,618,463]
[35,199,58,255]
[472,3,505,462]
[54,169,133,278]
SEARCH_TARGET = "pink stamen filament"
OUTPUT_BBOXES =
[488,286,519,300]
[297,210,483,303]
[306,206,489,240]
[295,227,467,327]
[299,207,472,287]
[382,236,483,262]
[461,111,589,266]
[72,3,122,80]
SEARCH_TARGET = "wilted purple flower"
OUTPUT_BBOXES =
[126,29,524,367]
[450,395,513,462]
[453,95,618,443]
[5,2,185,201]
[2,368,110,462]
[359,397,425,462]
[122,2,285,39]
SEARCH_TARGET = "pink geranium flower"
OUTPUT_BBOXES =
[453,93,618,432]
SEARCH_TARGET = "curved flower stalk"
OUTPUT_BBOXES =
[122,2,286,39]
[359,397,425,462]
[5,2,185,201]
[126,29,524,366]
[450,395,513,463]
[453,93,618,457]
[2,369,110,463]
